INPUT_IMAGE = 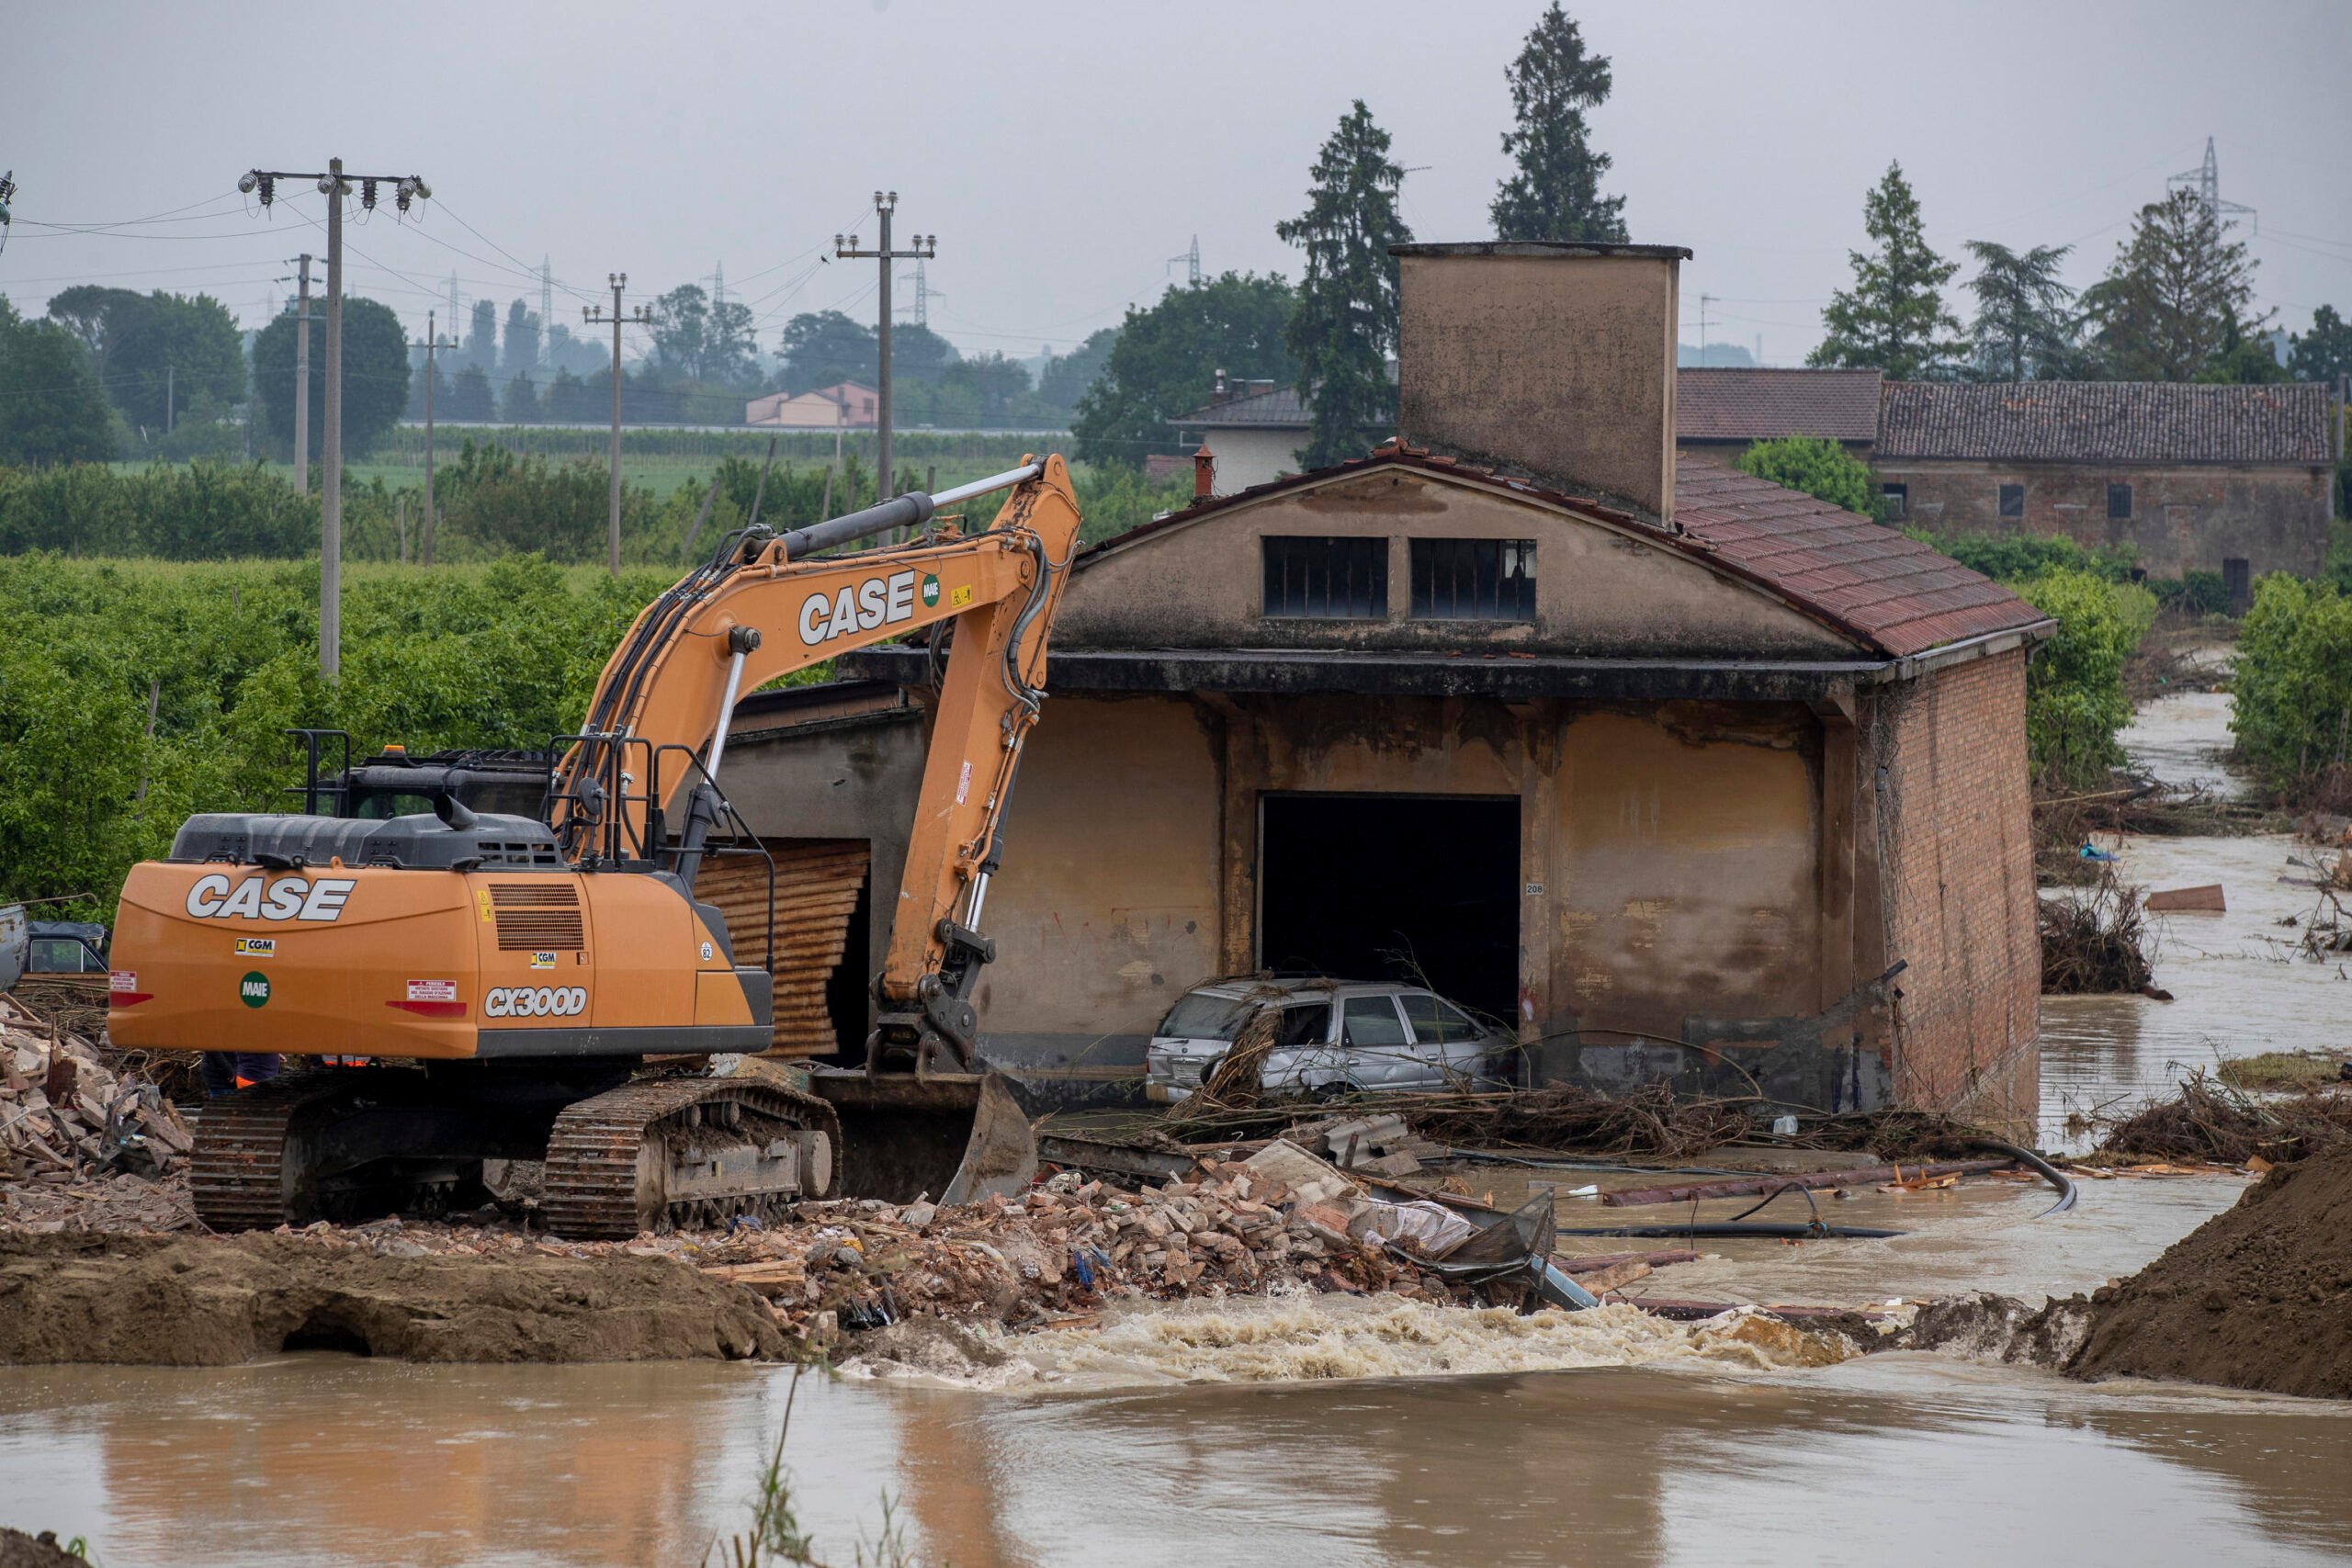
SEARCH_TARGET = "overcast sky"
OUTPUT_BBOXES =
[9,0,2350,368]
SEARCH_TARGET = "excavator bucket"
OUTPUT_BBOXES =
[805,1069,1037,1206]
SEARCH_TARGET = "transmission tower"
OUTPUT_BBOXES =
[2168,137,2257,234]
[539,257,553,366]
[1167,233,1200,285]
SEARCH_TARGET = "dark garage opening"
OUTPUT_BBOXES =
[1257,793,1521,1024]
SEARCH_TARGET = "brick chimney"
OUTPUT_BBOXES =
[1393,242,1690,524]
[1192,442,1216,502]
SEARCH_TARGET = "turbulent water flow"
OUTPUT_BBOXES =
[2040,678,2347,1148]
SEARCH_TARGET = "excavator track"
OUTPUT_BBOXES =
[540,1077,844,1240]
[189,1074,357,1231]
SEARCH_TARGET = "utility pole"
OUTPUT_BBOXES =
[837,192,934,500]
[291,254,312,494]
[1698,294,1714,367]
[164,366,175,436]
[583,274,650,577]
[410,309,440,564]
[239,161,430,678]
[538,258,553,368]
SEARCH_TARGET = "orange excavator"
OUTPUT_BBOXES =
[107,457,1081,1236]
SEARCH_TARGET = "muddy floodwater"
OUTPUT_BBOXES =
[8,676,2351,1565]
[3,1349,2350,1567]
[2041,682,2348,1146]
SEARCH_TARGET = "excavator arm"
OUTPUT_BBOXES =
[551,454,1081,1073]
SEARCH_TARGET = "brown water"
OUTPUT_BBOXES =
[4,1351,2350,1567]
[2040,682,2350,1147]
[9,676,2350,1565]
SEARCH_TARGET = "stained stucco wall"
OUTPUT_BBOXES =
[1876,457,2331,579]
[1061,468,1859,660]
[1396,251,1679,520]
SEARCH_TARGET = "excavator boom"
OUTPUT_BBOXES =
[108,457,1085,1229]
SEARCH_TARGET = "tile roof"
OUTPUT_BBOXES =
[1082,441,2048,660]
[1877,379,2336,465]
[1171,384,1310,430]
[1676,367,1883,444]
[1671,457,2046,658]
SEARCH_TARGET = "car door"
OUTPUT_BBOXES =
[1339,992,1415,1086]
[1399,991,1493,1087]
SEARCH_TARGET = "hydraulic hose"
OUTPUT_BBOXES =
[1968,1137,2078,1215]
[1557,1222,1905,1240]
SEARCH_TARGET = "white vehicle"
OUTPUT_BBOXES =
[1144,976,1514,1104]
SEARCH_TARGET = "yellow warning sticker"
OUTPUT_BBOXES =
[949,583,974,608]
[476,889,493,923]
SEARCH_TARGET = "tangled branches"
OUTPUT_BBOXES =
[2040,871,2155,994]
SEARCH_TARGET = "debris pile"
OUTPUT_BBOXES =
[1402,1081,1755,1159]
[2092,1073,2352,1167]
[2039,871,2156,995]
[0,998,193,1201]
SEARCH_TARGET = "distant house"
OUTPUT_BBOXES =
[1675,367,1882,462]
[746,381,878,430]
[1182,367,1887,495]
[1873,380,2341,579]
[1167,379,1307,492]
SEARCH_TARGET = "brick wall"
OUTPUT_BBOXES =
[1864,647,2040,1134]
[1876,457,2330,579]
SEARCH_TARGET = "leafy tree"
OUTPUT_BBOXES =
[1735,436,1881,518]
[251,294,412,459]
[407,356,450,421]
[650,284,760,388]
[1069,273,1296,468]
[2016,568,2156,787]
[0,298,119,464]
[543,367,592,423]
[502,371,542,423]
[891,322,959,381]
[2197,317,2290,385]
[1962,241,2078,382]
[1489,3,1627,243]
[44,285,142,383]
[937,352,1030,423]
[1278,100,1412,468]
[1808,162,1963,380]
[2084,189,2259,382]
[446,364,496,422]
[2231,574,2352,802]
[2290,304,2352,387]
[70,290,247,434]
[775,310,877,395]
[1039,327,1116,415]
[463,299,499,372]
[503,299,541,379]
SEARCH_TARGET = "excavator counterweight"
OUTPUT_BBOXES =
[107,457,1084,1235]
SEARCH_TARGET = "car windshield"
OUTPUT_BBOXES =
[1157,993,1255,1041]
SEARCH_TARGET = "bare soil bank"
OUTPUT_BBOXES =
[0,1232,786,1365]
[2070,1148,2352,1398]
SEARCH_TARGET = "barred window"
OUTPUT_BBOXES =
[1998,483,2025,518]
[2108,482,2132,520]
[1262,536,1387,619]
[1409,538,1536,622]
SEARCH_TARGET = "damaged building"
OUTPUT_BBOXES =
[717,243,2053,1134]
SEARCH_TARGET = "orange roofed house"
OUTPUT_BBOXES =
[714,243,2053,1135]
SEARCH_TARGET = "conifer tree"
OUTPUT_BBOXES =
[1490,4,1627,243]
[1277,100,1412,468]
[1809,162,1963,380]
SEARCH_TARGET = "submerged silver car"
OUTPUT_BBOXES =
[1143,977,1514,1104]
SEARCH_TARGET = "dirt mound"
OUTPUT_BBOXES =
[0,1232,786,1365]
[2071,1148,2352,1399]
[0,1529,82,1568]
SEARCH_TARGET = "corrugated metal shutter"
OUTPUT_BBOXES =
[695,840,869,1057]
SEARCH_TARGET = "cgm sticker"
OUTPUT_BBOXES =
[238,972,271,1009]
[234,937,276,958]
[528,951,557,970]
[484,986,587,1020]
